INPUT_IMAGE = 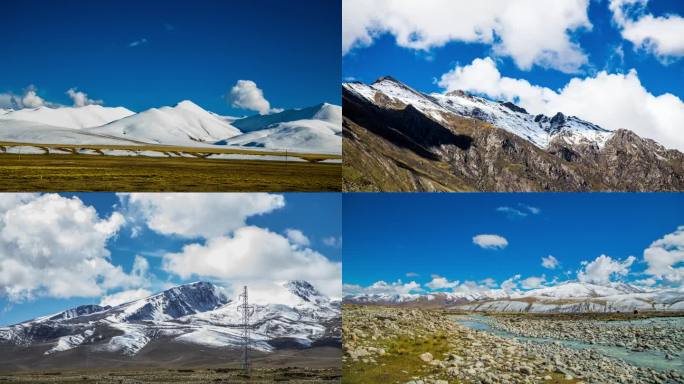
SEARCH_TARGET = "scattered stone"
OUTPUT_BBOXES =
[419,352,433,362]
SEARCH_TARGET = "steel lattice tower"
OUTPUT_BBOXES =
[237,286,254,376]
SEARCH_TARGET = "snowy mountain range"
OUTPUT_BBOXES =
[342,76,684,191]
[0,281,340,359]
[0,101,341,154]
[344,281,684,313]
[345,76,612,150]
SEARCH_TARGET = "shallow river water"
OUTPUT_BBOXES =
[452,315,684,373]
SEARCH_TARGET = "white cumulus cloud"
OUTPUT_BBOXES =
[119,193,285,239]
[285,228,310,247]
[520,275,546,289]
[0,86,46,109]
[0,194,146,301]
[473,234,508,249]
[66,88,102,107]
[438,56,684,151]
[577,254,636,285]
[643,226,684,284]
[542,255,560,269]
[426,275,460,290]
[609,0,684,62]
[322,236,342,248]
[343,279,422,296]
[343,0,592,73]
[227,80,282,115]
[161,226,341,298]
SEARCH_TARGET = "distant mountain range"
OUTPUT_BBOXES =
[344,281,684,313]
[0,281,340,368]
[342,76,684,191]
[0,101,341,154]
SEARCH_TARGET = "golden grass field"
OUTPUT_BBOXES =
[0,367,341,383]
[0,142,341,191]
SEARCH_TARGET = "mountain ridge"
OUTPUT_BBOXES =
[344,280,684,313]
[0,101,341,154]
[342,76,684,191]
[0,280,340,360]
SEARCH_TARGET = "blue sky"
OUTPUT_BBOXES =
[343,0,683,99]
[342,0,684,150]
[2,0,341,114]
[343,193,684,293]
[0,193,341,326]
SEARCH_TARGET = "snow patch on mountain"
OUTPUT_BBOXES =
[346,281,684,313]
[45,330,93,355]
[217,104,342,154]
[231,103,341,133]
[0,119,145,145]
[217,119,341,154]
[87,101,242,145]
[0,105,135,129]
[0,101,340,154]
[0,280,339,356]
[343,77,613,149]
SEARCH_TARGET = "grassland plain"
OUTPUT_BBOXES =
[343,305,683,384]
[0,367,341,383]
[0,346,342,383]
[0,145,341,191]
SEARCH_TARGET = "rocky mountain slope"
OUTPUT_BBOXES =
[0,281,340,363]
[345,281,684,313]
[342,76,684,191]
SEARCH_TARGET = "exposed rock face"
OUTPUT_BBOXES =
[342,78,684,192]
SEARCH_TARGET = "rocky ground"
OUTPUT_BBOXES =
[485,315,684,356]
[342,305,684,384]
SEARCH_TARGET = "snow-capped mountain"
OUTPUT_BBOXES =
[345,290,509,307]
[0,101,341,154]
[342,76,684,191]
[0,104,135,129]
[345,281,684,313]
[87,100,241,145]
[231,103,341,133]
[0,281,340,358]
[217,103,342,154]
[345,76,611,149]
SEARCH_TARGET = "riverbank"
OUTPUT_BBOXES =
[343,305,684,384]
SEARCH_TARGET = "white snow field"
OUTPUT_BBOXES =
[0,101,342,157]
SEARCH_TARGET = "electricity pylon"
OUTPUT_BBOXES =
[237,286,255,376]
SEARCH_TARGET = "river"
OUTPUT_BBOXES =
[452,314,684,373]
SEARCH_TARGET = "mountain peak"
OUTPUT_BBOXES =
[174,100,204,111]
[285,280,322,303]
[122,281,228,322]
[372,75,401,85]
[446,89,468,98]
[500,101,529,115]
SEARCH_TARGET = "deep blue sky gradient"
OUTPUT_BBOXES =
[343,193,684,289]
[3,0,341,114]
